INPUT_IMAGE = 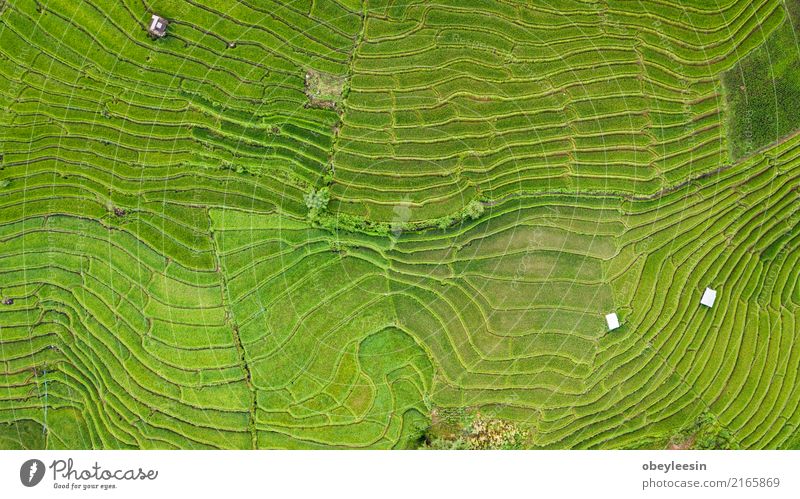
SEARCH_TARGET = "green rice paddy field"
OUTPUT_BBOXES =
[1,0,799,449]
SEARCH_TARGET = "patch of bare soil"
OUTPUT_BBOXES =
[667,434,696,450]
[304,69,346,110]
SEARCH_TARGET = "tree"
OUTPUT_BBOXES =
[463,200,484,220]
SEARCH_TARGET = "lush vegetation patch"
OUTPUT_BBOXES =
[667,413,739,450]
[421,408,529,450]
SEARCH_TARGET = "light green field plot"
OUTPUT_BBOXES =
[0,0,799,449]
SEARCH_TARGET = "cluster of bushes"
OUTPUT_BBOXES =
[419,408,529,450]
[431,199,485,230]
[303,186,330,220]
[668,412,739,450]
[304,186,487,236]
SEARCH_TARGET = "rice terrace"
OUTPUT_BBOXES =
[1,0,800,451]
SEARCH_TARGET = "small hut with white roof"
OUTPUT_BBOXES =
[701,288,717,308]
[148,14,168,38]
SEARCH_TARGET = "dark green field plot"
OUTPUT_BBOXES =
[1,0,799,449]
[724,0,800,159]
